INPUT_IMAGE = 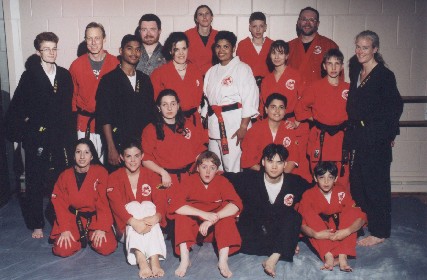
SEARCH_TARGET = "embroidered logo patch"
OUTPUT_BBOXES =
[107,187,113,193]
[283,137,291,147]
[313,45,322,55]
[285,79,295,90]
[141,184,152,196]
[222,76,233,86]
[284,194,294,206]
[338,192,345,204]
[342,89,349,100]
[314,149,320,158]
[184,128,192,139]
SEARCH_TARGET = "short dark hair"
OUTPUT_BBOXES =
[85,22,106,39]
[262,143,289,162]
[321,48,344,78]
[299,6,319,21]
[249,11,266,23]
[73,138,101,166]
[162,32,189,61]
[34,32,58,50]
[265,93,287,109]
[313,161,338,178]
[138,14,162,30]
[120,34,141,49]
[214,31,237,48]
[266,40,289,72]
[196,150,221,168]
[194,5,213,25]
[120,139,143,155]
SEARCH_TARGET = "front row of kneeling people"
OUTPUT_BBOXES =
[50,135,366,279]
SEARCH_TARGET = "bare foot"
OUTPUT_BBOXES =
[338,254,353,272]
[321,252,334,271]
[175,244,190,277]
[218,247,232,278]
[262,253,280,278]
[295,244,300,255]
[136,250,153,279]
[32,229,44,239]
[150,255,165,278]
[357,235,385,247]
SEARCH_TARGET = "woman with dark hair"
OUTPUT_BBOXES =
[141,89,206,191]
[203,31,259,173]
[346,30,403,246]
[150,32,205,129]
[49,138,116,257]
[185,5,218,75]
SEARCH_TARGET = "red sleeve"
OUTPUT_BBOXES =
[219,176,243,215]
[107,170,132,228]
[91,167,114,232]
[240,127,260,169]
[285,132,300,165]
[141,124,158,162]
[148,172,168,227]
[51,171,75,233]
[295,85,315,121]
[168,177,191,215]
[298,189,323,227]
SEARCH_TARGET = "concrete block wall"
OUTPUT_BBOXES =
[2,0,427,183]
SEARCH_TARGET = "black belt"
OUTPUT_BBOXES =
[164,162,194,182]
[284,112,295,119]
[319,213,340,230]
[68,206,96,248]
[77,107,96,139]
[183,107,198,126]
[208,103,240,117]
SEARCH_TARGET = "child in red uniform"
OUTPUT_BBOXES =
[299,162,366,272]
[295,49,350,188]
[169,151,242,278]
[50,139,117,257]
[241,93,299,174]
[107,141,167,279]
[236,12,273,86]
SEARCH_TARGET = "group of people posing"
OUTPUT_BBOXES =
[4,5,403,279]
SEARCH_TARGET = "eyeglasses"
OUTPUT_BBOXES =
[39,48,58,53]
[85,36,103,43]
[298,17,318,24]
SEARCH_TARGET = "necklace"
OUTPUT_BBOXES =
[176,64,187,71]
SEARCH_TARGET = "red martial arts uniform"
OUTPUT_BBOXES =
[141,121,207,190]
[240,119,300,170]
[288,33,340,87]
[236,37,273,78]
[107,167,167,236]
[50,165,117,257]
[295,78,350,188]
[298,186,366,260]
[185,27,218,75]
[69,53,119,133]
[168,174,243,255]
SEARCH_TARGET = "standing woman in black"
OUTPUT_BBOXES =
[346,30,403,246]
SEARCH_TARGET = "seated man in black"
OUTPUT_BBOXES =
[225,143,310,278]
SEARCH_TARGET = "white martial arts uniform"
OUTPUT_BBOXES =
[124,201,167,265]
[203,56,259,172]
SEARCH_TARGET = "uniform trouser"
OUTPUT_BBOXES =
[209,137,241,173]
[239,209,302,262]
[350,144,392,238]
[125,201,166,265]
[77,131,104,163]
[174,215,241,255]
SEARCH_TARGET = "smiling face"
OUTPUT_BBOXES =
[121,147,143,173]
[172,40,188,65]
[158,95,179,123]
[196,7,213,28]
[270,47,288,68]
[85,27,105,55]
[37,41,57,64]
[266,98,286,122]
[323,56,344,79]
[139,21,161,46]
[262,154,285,180]
[355,37,378,65]
[249,19,267,40]
[215,39,235,65]
[120,40,141,66]
[197,159,218,185]
[297,10,319,36]
[74,143,93,170]
[314,171,337,194]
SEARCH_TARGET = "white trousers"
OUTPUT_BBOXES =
[77,131,104,163]
[125,201,166,265]
[208,137,241,173]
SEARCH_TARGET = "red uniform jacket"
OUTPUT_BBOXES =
[150,61,203,111]
[141,122,206,169]
[288,33,340,86]
[241,119,300,169]
[236,37,273,78]
[260,66,303,115]
[107,167,167,233]
[69,52,119,132]
[50,165,113,238]
[185,27,218,75]
[295,78,349,161]
[168,174,243,217]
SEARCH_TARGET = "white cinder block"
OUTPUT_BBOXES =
[269,15,298,41]
[0,20,6,51]
[19,0,32,18]
[391,141,420,172]
[381,48,411,81]
[383,0,416,15]
[397,16,419,48]
[419,141,427,170]
[253,0,285,15]
[396,78,411,97]
[407,127,427,142]
[1,80,10,93]
[124,0,156,17]
[31,0,62,18]
[93,0,124,17]
[63,0,93,17]
[173,17,196,33]
[366,15,398,48]
[317,0,349,15]
[333,15,365,50]
[237,16,250,43]
[48,18,80,53]
[20,19,48,49]
[317,15,333,40]
[0,1,3,19]
[285,0,316,15]
[410,49,427,81]
[189,0,220,15]
[405,103,426,120]
[159,17,174,44]
[110,17,137,50]
[220,0,251,15]
[409,79,427,97]
[349,0,381,15]
[212,16,237,35]
[156,0,189,15]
